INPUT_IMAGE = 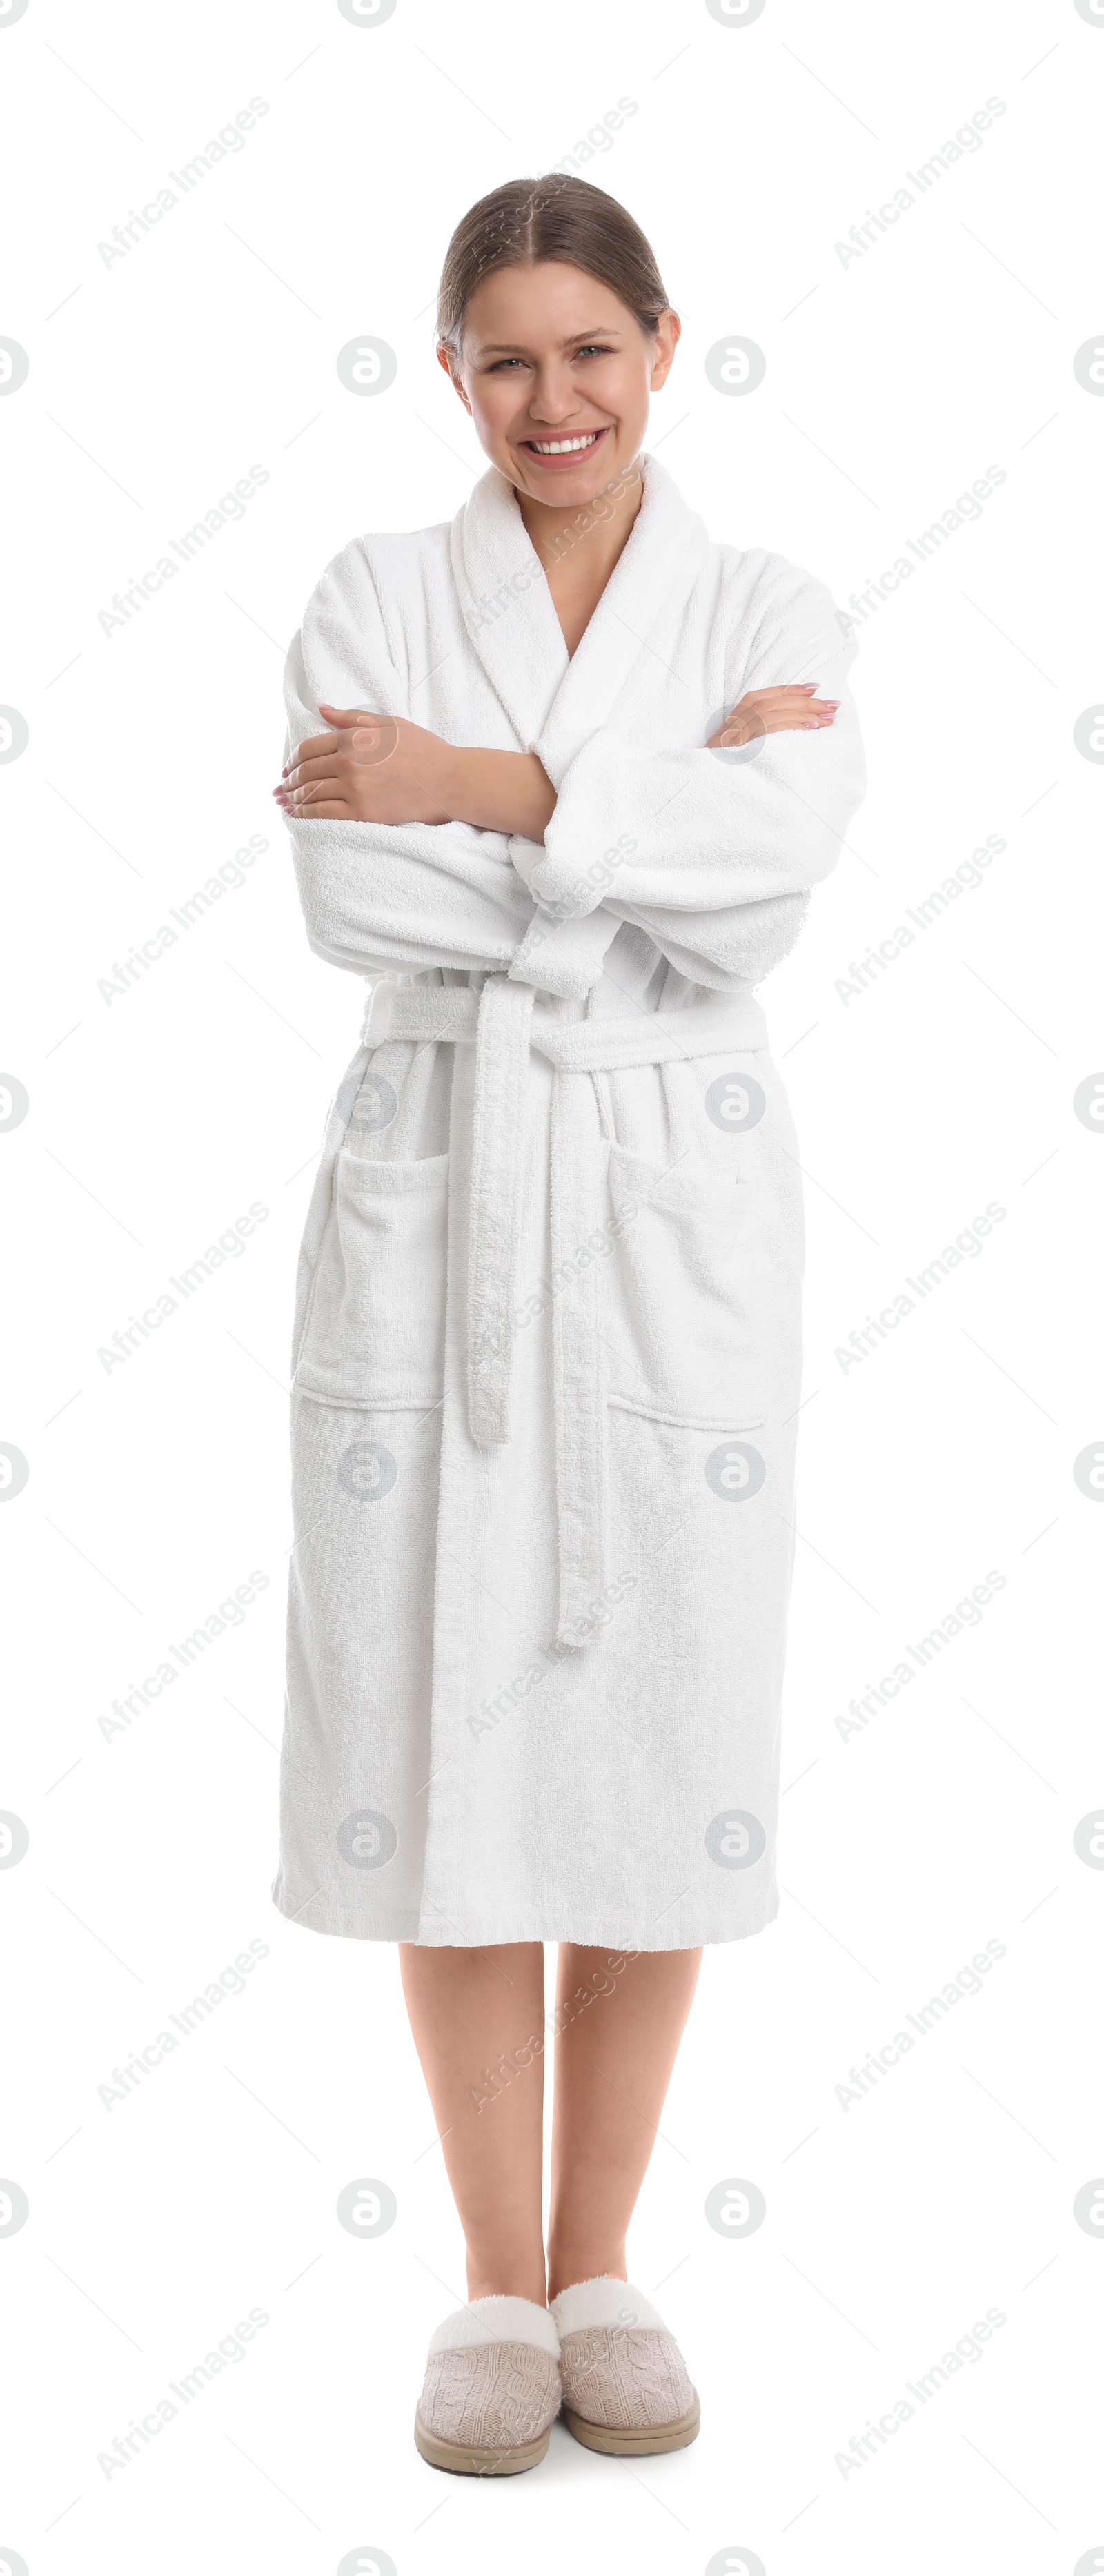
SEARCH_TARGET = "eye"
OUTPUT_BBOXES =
[487,356,527,372]
[573,344,614,360]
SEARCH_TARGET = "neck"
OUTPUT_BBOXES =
[513,454,646,587]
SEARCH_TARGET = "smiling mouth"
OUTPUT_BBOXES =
[519,428,610,458]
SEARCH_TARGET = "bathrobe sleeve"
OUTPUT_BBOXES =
[282,542,535,979]
[520,556,865,992]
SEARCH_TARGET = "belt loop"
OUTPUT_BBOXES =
[360,977,395,1049]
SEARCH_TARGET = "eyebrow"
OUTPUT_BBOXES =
[475,327,624,355]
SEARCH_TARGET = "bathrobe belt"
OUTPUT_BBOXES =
[360,973,769,1649]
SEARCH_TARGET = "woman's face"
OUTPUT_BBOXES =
[439,259,679,504]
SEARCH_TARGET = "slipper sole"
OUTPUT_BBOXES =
[561,2394,701,2455]
[414,2412,552,2475]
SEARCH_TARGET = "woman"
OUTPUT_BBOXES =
[272,175,864,2475]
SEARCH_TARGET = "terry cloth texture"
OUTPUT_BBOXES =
[273,451,865,1949]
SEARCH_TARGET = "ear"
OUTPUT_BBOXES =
[436,344,473,415]
[649,310,682,393]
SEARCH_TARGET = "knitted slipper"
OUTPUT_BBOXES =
[414,2294,562,2475]
[550,2276,700,2455]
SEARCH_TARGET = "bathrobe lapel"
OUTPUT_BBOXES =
[449,454,712,998]
[448,465,569,746]
[448,451,711,766]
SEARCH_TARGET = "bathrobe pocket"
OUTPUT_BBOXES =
[294,1148,449,1408]
[602,1142,767,1430]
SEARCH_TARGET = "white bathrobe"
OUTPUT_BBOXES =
[270,452,865,1950]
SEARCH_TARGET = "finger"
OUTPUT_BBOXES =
[284,751,352,787]
[737,684,821,710]
[758,696,839,720]
[718,708,834,744]
[288,777,344,806]
[284,722,396,779]
[283,797,350,819]
[317,703,383,729]
[283,731,341,774]
[737,684,816,701]
[715,691,812,732]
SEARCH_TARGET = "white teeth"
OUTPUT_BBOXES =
[531,432,602,454]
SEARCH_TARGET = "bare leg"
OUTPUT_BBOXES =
[546,1945,702,2302]
[398,1941,546,2305]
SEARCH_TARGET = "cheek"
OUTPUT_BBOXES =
[604,367,655,437]
[473,380,531,436]
[598,364,642,415]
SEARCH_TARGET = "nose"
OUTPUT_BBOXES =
[524,361,589,426]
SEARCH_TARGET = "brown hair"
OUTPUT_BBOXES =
[436,175,671,356]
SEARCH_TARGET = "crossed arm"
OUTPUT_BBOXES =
[273,686,840,843]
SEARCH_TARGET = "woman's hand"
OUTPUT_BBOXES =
[275,706,457,823]
[275,704,558,840]
[707,682,840,749]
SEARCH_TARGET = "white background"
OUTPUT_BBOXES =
[1,2,1101,2570]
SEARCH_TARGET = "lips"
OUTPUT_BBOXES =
[518,426,611,467]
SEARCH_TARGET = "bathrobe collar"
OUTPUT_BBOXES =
[448,450,711,758]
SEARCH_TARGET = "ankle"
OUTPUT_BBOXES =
[546,2250,628,2305]
[466,2257,547,2308]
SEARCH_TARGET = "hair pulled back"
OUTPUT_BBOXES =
[436,174,670,355]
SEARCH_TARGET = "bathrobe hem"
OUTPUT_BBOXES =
[268,1877,780,1951]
